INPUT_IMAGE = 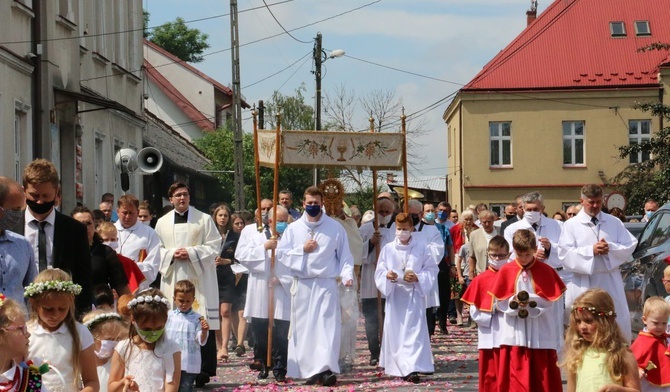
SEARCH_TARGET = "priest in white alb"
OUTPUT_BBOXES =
[375,212,437,384]
[557,183,637,342]
[155,182,221,386]
[276,186,354,387]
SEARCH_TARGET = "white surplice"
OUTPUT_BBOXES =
[115,220,162,289]
[360,220,395,300]
[505,214,571,348]
[413,222,444,308]
[557,210,637,342]
[156,206,221,329]
[276,212,354,378]
[235,224,290,321]
[374,236,437,377]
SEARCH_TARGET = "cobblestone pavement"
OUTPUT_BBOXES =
[195,313,481,392]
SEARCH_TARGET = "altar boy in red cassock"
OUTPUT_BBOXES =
[631,296,670,391]
[488,229,566,392]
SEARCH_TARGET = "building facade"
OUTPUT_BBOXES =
[443,0,670,215]
[0,0,145,213]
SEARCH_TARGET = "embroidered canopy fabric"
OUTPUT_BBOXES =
[257,130,404,169]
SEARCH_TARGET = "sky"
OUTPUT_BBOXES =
[145,0,550,180]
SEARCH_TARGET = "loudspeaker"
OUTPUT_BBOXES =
[137,147,163,174]
[114,148,138,173]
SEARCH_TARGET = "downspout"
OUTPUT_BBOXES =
[32,0,43,158]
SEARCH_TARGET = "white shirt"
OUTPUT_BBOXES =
[114,220,162,288]
[24,208,56,269]
[166,309,207,374]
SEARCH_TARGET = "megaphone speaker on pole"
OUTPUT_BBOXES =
[114,148,138,192]
[137,147,163,174]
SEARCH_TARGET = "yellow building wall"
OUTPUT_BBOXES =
[445,87,664,214]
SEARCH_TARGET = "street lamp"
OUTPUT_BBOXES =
[313,31,345,184]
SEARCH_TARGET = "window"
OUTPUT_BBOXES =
[489,204,506,218]
[610,21,626,37]
[649,213,670,248]
[14,101,30,181]
[489,122,511,167]
[629,120,651,164]
[94,132,106,198]
[635,21,651,36]
[563,121,585,166]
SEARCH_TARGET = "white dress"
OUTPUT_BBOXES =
[276,212,354,378]
[114,337,180,392]
[374,236,437,377]
[412,222,444,308]
[27,321,94,392]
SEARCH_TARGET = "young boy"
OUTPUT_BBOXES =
[374,213,438,384]
[461,235,509,391]
[166,279,210,392]
[97,222,145,293]
[488,229,566,392]
[631,296,670,391]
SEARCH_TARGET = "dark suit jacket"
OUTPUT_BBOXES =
[500,215,520,238]
[12,210,94,317]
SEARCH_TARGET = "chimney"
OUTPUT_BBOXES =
[527,0,538,26]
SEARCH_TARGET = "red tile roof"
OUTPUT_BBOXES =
[144,40,250,108]
[464,0,670,91]
[145,60,216,132]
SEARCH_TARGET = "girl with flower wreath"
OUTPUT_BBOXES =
[108,288,180,392]
[25,268,99,392]
[82,310,128,392]
[0,293,49,392]
[561,288,640,392]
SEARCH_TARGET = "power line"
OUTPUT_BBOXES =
[80,0,384,83]
[243,50,311,88]
[343,54,463,86]
[0,0,296,45]
[261,0,312,44]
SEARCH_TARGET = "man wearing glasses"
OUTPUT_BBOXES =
[565,205,579,219]
[0,177,37,304]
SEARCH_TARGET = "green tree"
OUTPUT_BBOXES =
[143,10,150,38]
[150,17,210,63]
[263,84,315,130]
[612,101,670,213]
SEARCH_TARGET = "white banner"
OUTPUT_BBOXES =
[257,130,404,169]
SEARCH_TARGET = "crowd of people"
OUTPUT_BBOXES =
[0,157,667,391]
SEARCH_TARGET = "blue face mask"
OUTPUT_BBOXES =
[646,210,654,219]
[275,221,288,234]
[305,204,321,217]
[424,212,435,223]
[437,211,448,222]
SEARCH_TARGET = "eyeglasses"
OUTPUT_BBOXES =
[567,213,577,217]
[4,324,28,335]
[488,253,510,259]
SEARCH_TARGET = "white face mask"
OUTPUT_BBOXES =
[488,257,508,270]
[524,211,542,224]
[95,340,118,359]
[396,229,411,242]
[378,215,391,225]
[141,220,151,226]
[104,241,119,250]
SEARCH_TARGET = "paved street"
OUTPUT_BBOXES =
[196,313,481,392]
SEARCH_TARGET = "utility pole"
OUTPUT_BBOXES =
[230,0,245,210]
[312,32,323,185]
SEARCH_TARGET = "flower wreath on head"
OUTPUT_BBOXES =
[24,281,82,298]
[571,305,617,317]
[0,293,6,308]
[127,295,169,309]
[83,313,123,330]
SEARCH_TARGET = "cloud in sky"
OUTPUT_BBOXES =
[146,0,548,177]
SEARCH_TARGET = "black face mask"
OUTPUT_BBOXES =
[26,198,56,215]
[505,214,516,220]
[411,214,420,226]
